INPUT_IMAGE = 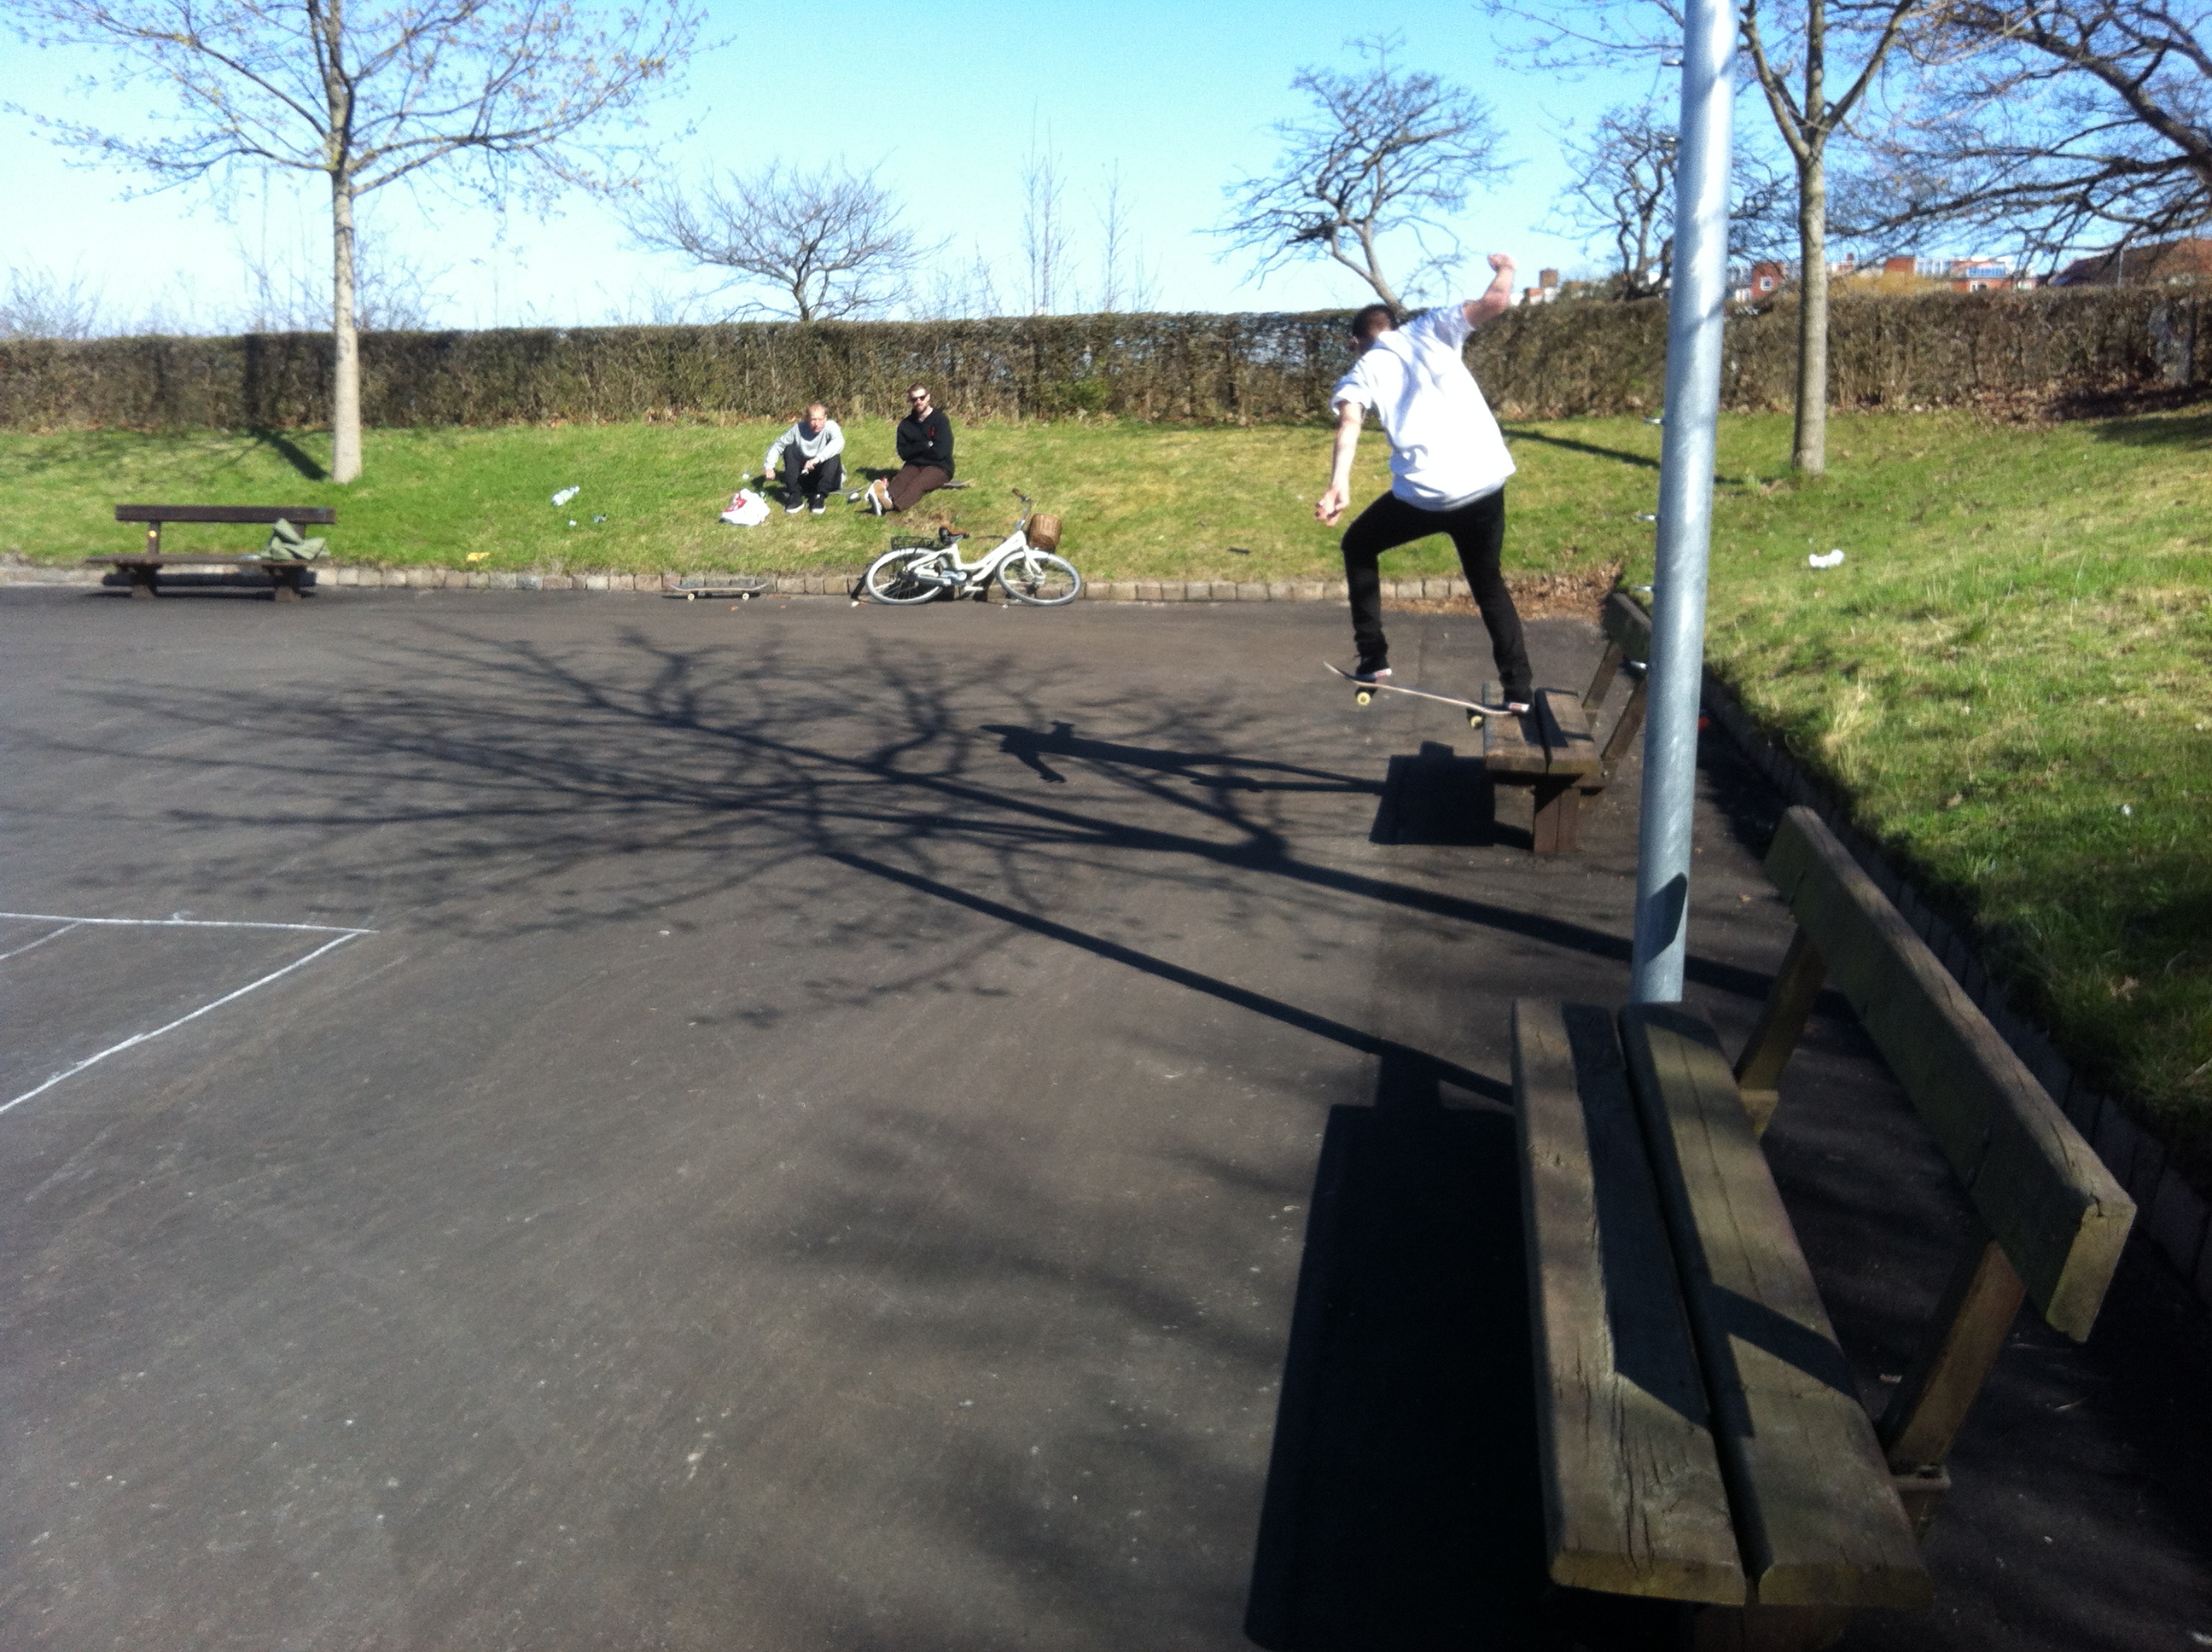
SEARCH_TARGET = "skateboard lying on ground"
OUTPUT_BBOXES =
[666,578,772,602]
[1324,660,1516,726]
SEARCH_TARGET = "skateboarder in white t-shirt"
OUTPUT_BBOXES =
[1316,253,1531,711]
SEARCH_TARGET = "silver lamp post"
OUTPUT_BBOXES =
[1629,0,1740,1003]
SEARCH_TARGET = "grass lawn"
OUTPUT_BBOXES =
[4,408,2210,1178]
[0,418,1647,585]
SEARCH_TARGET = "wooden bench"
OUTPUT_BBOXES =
[1476,590,1655,852]
[1511,806,2135,1646]
[90,505,337,600]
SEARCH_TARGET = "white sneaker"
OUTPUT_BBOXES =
[784,500,804,515]
[867,480,886,515]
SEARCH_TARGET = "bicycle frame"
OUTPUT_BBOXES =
[898,490,1051,591]
[905,526,1035,590]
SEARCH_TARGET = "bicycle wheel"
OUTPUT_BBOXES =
[997,550,1082,607]
[864,547,948,604]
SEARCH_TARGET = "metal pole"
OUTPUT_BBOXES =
[1630,0,1738,1003]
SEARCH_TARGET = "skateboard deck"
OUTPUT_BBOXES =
[666,579,772,601]
[1324,660,1515,725]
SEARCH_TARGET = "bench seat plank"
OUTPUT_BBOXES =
[1513,1001,1746,1603]
[1481,692,1547,775]
[1761,809,2133,1339]
[114,504,335,525]
[1537,689,1599,777]
[1621,1004,1930,1609]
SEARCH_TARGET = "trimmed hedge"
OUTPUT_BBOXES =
[0,288,2200,430]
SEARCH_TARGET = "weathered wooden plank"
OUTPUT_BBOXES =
[1621,1004,1930,1609]
[1538,689,1600,776]
[1763,807,2133,1340]
[1513,1000,1746,1604]
[114,504,336,525]
[1482,680,1548,775]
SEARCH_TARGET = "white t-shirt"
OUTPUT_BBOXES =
[1330,305,1514,511]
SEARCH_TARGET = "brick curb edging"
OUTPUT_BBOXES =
[0,565,1499,603]
[1700,668,2212,1318]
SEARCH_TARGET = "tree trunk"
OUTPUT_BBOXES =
[1792,144,1829,475]
[331,174,363,485]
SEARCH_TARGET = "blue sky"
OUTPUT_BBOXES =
[3,0,1695,330]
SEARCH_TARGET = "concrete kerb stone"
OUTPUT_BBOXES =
[1695,664,2212,1318]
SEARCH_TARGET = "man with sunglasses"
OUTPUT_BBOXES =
[859,383,956,514]
[1315,253,1531,713]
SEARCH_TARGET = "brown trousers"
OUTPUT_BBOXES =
[886,463,952,511]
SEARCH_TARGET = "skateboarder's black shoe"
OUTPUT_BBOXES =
[1353,656,1392,683]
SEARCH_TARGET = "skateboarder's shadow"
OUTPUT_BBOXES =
[1369,741,1516,848]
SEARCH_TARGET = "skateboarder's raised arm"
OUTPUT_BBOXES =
[1316,396,1366,527]
[1460,253,1518,330]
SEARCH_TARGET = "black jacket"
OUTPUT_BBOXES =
[895,406,954,477]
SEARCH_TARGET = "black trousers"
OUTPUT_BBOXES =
[1341,486,1530,700]
[780,452,844,501]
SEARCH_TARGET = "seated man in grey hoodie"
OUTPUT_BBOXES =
[762,403,846,515]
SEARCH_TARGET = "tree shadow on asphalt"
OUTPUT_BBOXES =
[23,620,1769,1001]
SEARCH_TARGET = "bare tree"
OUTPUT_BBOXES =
[1214,34,1512,313]
[1554,102,1797,296]
[1842,0,2212,259]
[0,264,108,339]
[917,242,1007,321]
[1022,125,1072,314]
[1492,0,1923,474]
[13,0,700,481]
[629,162,930,321]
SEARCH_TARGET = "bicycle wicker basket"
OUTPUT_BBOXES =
[1026,513,1062,551]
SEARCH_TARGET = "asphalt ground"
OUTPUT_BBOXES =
[1,585,2207,1651]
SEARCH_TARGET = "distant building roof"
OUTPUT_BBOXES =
[2053,237,2212,286]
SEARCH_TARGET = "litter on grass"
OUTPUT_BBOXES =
[1808,549,1846,568]
[719,489,771,527]
[550,486,580,507]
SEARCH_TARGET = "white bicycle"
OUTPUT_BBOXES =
[861,490,1082,607]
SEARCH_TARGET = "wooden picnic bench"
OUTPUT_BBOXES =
[1478,590,1655,852]
[90,505,337,600]
[1512,805,2134,1647]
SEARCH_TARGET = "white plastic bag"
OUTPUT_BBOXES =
[719,489,770,527]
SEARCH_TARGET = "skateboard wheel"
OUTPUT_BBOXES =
[1355,690,1372,706]
[1468,711,1482,728]
[684,591,696,601]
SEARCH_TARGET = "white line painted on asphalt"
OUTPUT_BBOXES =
[0,911,374,936]
[0,923,80,962]
[0,931,369,1117]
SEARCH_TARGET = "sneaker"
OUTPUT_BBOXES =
[784,499,804,515]
[867,480,887,515]
[810,498,827,515]
[1352,657,1391,683]
[1505,695,1533,713]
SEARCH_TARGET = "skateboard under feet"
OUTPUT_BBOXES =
[1324,660,1516,726]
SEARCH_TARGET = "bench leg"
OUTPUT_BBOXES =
[1878,1236,2025,1517]
[270,566,305,601]
[1600,672,1650,777]
[1531,777,1581,853]
[128,566,159,598]
[1582,638,1624,712]
[1732,928,1827,1136]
